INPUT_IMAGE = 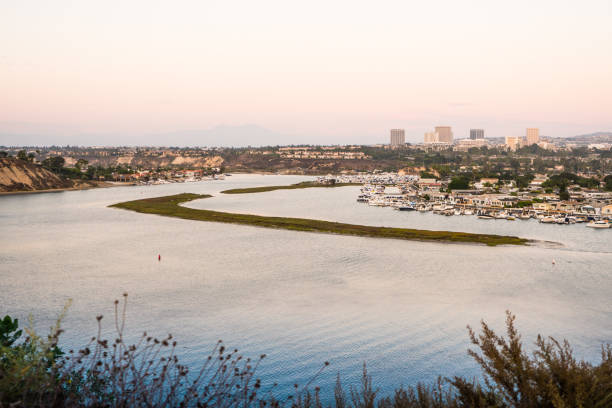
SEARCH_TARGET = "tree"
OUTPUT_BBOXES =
[515,173,534,189]
[16,150,27,161]
[559,187,570,201]
[75,159,89,170]
[510,158,521,173]
[0,151,8,158]
[419,171,437,179]
[41,156,65,173]
[604,175,612,192]
[448,176,470,190]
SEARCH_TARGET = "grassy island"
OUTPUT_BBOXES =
[220,181,359,194]
[110,193,529,246]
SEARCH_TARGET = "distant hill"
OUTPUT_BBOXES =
[564,132,612,143]
[0,158,73,192]
[146,124,292,147]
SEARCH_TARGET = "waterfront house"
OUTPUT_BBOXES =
[533,202,554,211]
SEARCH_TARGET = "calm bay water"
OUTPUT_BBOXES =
[1,174,611,399]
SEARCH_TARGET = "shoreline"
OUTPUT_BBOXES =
[220,181,360,194]
[0,181,135,196]
[110,193,531,246]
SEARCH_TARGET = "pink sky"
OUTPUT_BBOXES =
[1,0,611,145]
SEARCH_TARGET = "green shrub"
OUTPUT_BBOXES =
[2,301,611,407]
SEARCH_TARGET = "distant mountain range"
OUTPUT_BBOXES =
[1,125,611,148]
[146,124,293,147]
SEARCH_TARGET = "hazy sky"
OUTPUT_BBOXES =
[1,0,611,146]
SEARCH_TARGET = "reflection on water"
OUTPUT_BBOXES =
[1,174,611,400]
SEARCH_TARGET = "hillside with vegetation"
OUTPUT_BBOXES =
[1,299,611,407]
[0,157,75,192]
[0,154,112,193]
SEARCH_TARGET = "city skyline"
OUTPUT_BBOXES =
[1,0,611,146]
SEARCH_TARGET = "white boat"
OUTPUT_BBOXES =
[464,209,474,215]
[586,220,611,229]
[539,216,556,224]
[494,212,508,220]
[519,214,531,220]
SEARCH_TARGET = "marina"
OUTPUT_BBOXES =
[338,177,612,230]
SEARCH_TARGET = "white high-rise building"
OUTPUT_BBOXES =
[390,129,405,146]
[435,126,453,143]
[424,131,438,143]
[505,136,524,151]
[526,128,539,145]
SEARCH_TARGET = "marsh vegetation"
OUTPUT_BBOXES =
[110,194,529,246]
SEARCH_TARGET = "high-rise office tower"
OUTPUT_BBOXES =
[470,129,484,140]
[435,126,453,143]
[390,129,405,146]
[526,128,539,145]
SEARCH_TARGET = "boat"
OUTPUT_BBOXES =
[539,216,556,224]
[519,214,531,220]
[464,209,474,215]
[494,212,508,220]
[506,216,516,221]
[586,220,611,229]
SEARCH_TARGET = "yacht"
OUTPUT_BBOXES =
[356,194,370,203]
[477,211,494,219]
[394,204,415,211]
[586,220,611,229]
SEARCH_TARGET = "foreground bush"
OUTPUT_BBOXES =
[1,296,611,407]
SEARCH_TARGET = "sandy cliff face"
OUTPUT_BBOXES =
[0,158,74,192]
[72,155,225,169]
